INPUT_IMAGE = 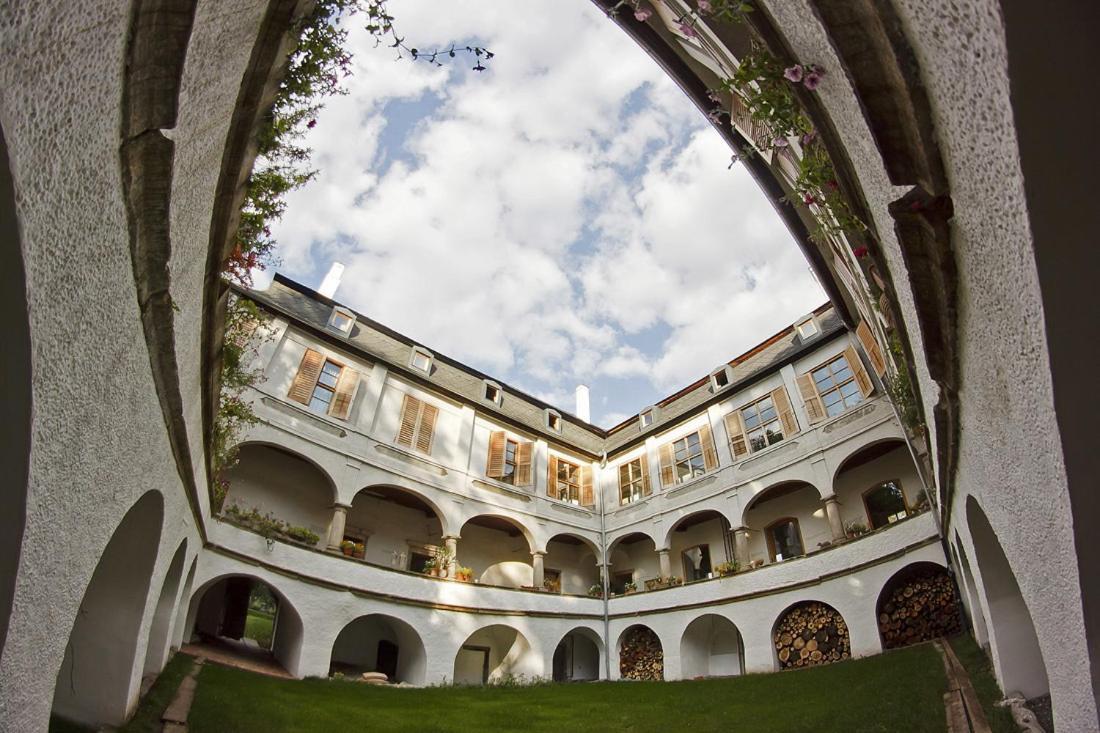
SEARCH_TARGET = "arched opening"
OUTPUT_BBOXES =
[680,614,744,678]
[952,533,989,646]
[348,485,445,569]
[186,575,304,676]
[618,625,663,680]
[141,539,188,677]
[666,510,734,582]
[222,443,336,547]
[607,532,657,594]
[966,497,1050,699]
[458,515,534,588]
[329,614,426,685]
[876,562,961,649]
[0,122,30,658]
[51,490,164,727]
[862,481,909,530]
[742,481,828,565]
[833,440,928,532]
[453,625,538,685]
[552,627,602,682]
[170,557,199,651]
[773,601,850,670]
[544,533,600,594]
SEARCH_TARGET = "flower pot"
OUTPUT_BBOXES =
[341,547,354,557]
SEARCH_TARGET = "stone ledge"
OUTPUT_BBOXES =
[374,444,448,476]
[472,479,532,502]
[262,396,347,437]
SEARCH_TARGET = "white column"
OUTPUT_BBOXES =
[532,551,546,588]
[658,549,672,579]
[444,535,459,578]
[824,496,845,541]
[327,504,350,550]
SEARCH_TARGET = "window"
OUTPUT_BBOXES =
[327,306,355,334]
[483,380,502,405]
[796,318,819,340]
[546,409,563,433]
[548,455,592,505]
[740,395,784,452]
[863,481,908,530]
[658,425,718,487]
[543,568,562,593]
[710,366,732,391]
[495,438,518,485]
[408,549,434,573]
[618,457,650,505]
[812,354,864,417]
[611,571,634,595]
[682,545,712,581]
[395,394,438,455]
[766,518,803,562]
[409,347,433,374]
[639,409,655,428]
[486,432,533,486]
[287,348,359,420]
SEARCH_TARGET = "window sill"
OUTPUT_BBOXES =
[664,470,718,496]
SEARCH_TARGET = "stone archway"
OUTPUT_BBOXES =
[552,627,602,682]
[680,614,743,678]
[141,538,189,676]
[453,625,538,685]
[618,625,663,681]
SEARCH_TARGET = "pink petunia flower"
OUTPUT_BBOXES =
[801,130,817,145]
[803,193,818,205]
[773,136,789,148]
[783,65,804,83]
[853,246,869,258]
[634,8,652,21]
[803,70,824,90]
[698,0,713,12]
[678,21,698,37]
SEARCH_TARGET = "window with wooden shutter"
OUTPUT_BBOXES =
[658,442,675,487]
[328,368,359,420]
[699,424,718,471]
[736,390,797,454]
[771,386,799,437]
[855,321,887,377]
[618,456,650,505]
[486,431,507,478]
[395,394,438,455]
[796,373,827,424]
[550,456,584,504]
[844,346,874,397]
[724,411,749,459]
[805,350,870,421]
[580,465,593,507]
[514,441,533,487]
[547,455,559,499]
[288,349,324,405]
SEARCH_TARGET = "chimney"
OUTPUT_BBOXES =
[317,262,345,299]
[575,385,591,423]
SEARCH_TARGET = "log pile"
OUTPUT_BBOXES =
[774,602,850,669]
[878,567,961,649]
[619,627,663,680]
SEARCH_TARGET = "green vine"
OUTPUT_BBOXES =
[883,332,923,436]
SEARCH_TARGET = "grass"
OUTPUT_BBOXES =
[245,609,274,648]
[48,651,194,733]
[189,643,950,733]
[947,635,1020,733]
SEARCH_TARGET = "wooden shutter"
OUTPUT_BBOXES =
[580,464,594,507]
[640,454,652,496]
[514,441,533,487]
[658,442,675,487]
[770,386,799,437]
[288,348,324,405]
[856,321,887,377]
[547,455,559,499]
[416,403,438,454]
[486,431,506,478]
[328,367,359,419]
[724,411,749,459]
[700,424,718,471]
[396,394,420,448]
[845,345,874,397]
[796,373,827,424]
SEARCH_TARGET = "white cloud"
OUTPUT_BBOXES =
[268,0,825,426]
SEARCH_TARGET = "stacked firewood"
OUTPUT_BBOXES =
[879,568,961,649]
[774,602,850,669]
[619,627,664,680]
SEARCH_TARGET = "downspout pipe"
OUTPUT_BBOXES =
[599,450,611,681]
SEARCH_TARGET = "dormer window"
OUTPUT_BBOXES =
[796,317,819,340]
[483,380,503,406]
[409,347,433,375]
[710,366,732,392]
[327,306,355,334]
[545,409,563,433]
[639,408,656,429]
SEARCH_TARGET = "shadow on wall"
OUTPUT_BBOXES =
[329,613,427,685]
[453,625,539,684]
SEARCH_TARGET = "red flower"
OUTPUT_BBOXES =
[853,246,869,258]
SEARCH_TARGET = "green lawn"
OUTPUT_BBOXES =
[948,635,1019,733]
[189,643,951,733]
[245,609,274,648]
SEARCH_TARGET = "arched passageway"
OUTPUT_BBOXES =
[222,443,335,547]
[348,485,444,568]
[619,625,663,681]
[966,497,1050,699]
[51,491,164,727]
[453,625,538,685]
[743,482,826,564]
[552,628,602,682]
[544,534,600,594]
[141,539,188,677]
[680,615,744,678]
[458,515,534,588]
[607,533,657,594]
[330,614,426,685]
[952,534,989,646]
[773,601,849,670]
[187,575,304,676]
[665,510,734,582]
[170,557,199,651]
[876,562,960,649]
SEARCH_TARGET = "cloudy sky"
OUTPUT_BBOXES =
[262,0,826,428]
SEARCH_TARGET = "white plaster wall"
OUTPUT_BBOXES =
[743,483,831,562]
[346,494,443,567]
[544,540,599,595]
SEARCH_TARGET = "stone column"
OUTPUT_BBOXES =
[824,496,845,541]
[444,535,459,578]
[532,551,546,588]
[658,548,672,579]
[734,528,750,566]
[326,503,351,550]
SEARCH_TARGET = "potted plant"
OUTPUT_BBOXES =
[421,556,437,575]
[587,584,605,598]
[543,576,561,593]
[340,540,356,557]
[353,542,366,559]
[455,566,474,582]
[846,520,870,538]
[622,580,637,594]
[714,561,739,577]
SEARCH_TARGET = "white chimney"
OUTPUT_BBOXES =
[575,384,591,423]
[317,262,345,299]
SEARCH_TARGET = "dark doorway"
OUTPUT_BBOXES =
[377,639,399,680]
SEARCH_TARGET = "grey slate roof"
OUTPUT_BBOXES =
[240,275,841,458]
